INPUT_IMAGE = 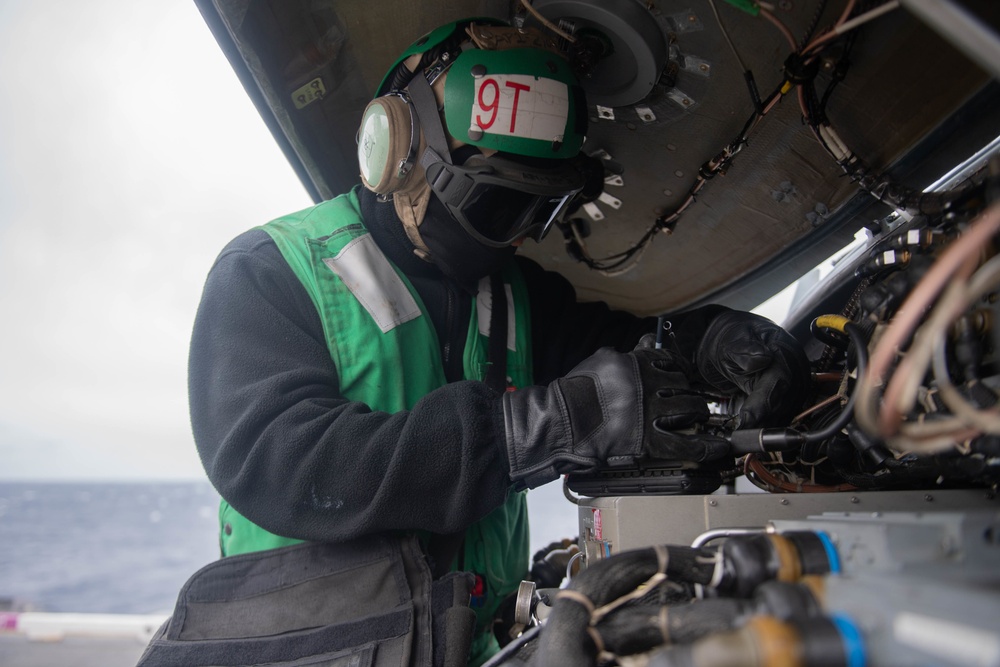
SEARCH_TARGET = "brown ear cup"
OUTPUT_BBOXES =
[358,95,419,195]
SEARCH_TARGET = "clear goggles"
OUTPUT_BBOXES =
[424,153,586,248]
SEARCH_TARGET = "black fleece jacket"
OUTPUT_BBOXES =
[188,189,719,543]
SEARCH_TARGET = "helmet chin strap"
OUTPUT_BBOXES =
[394,70,455,262]
[407,72,452,169]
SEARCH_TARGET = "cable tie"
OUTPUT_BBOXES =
[659,607,671,644]
[556,589,596,615]
[709,549,725,588]
[655,544,670,574]
[586,626,606,655]
[591,550,669,623]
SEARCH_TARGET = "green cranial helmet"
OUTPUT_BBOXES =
[363,19,591,249]
[445,46,585,159]
[376,19,587,160]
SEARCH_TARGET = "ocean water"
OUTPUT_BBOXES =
[0,481,579,615]
[0,481,221,614]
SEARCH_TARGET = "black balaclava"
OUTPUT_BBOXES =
[419,195,517,289]
[418,145,518,289]
[359,187,439,278]
[360,184,515,292]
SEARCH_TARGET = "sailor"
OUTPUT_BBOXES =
[188,18,809,666]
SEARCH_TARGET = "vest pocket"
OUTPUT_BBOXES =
[136,536,447,667]
[139,623,394,667]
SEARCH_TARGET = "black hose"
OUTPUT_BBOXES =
[752,580,822,621]
[809,321,849,350]
[480,625,542,667]
[594,598,749,656]
[593,563,826,655]
[728,318,872,453]
[845,422,892,469]
[802,322,867,443]
[577,547,717,603]
[528,546,717,667]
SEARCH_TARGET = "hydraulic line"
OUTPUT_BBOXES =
[594,599,747,656]
[594,578,822,656]
[528,534,835,667]
[647,614,866,667]
[480,625,542,667]
[528,546,718,667]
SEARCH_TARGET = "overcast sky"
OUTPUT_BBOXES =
[0,1,311,480]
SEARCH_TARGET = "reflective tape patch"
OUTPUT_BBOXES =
[476,278,517,351]
[323,235,421,333]
[469,75,568,143]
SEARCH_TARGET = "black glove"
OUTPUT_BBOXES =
[502,344,730,489]
[695,310,810,428]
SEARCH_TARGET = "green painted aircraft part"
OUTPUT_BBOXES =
[721,0,761,17]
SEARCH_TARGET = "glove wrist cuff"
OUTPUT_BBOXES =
[502,386,570,489]
[501,351,645,489]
